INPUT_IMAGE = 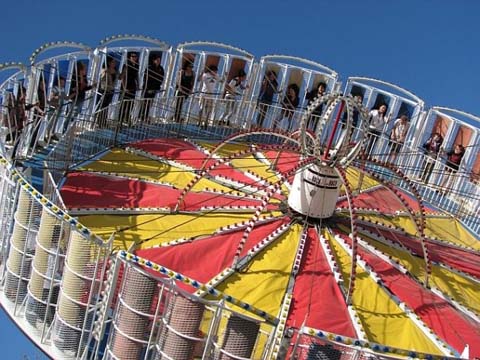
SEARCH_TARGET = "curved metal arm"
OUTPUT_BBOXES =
[347,76,424,106]
[359,157,430,286]
[261,55,338,78]
[29,41,91,65]
[177,41,254,59]
[0,62,26,73]
[431,106,480,126]
[99,34,171,50]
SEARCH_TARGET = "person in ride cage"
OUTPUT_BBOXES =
[340,93,364,131]
[142,54,165,120]
[439,144,465,194]
[19,85,46,151]
[3,92,21,143]
[50,77,67,110]
[98,56,119,111]
[174,61,195,123]
[275,83,299,131]
[256,70,280,128]
[221,69,248,126]
[388,114,409,163]
[69,61,94,116]
[121,52,139,123]
[28,79,48,148]
[197,64,223,128]
[45,77,67,140]
[5,89,28,157]
[365,103,388,157]
[305,82,327,131]
[421,132,443,183]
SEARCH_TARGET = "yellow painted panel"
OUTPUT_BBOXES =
[345,167,382,191]
[324,231,442,354]
[213,224,301,319]
[424,217,480,251]
[198,142,247,157]
[79,212,281,251]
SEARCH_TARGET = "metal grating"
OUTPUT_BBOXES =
[52,231,108,358]
[25,210,66,330]
[109,265,157,359]
[215,315,260,360]
[157,294,205,360]
[4,189,41,305]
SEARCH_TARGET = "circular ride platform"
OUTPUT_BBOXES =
[0,38,479,360]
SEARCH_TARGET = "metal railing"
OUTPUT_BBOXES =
[0,92,477,234]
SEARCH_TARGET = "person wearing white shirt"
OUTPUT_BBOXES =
[198,65,223,128]
[221,69,248,126]
[388,114,409,163]
[365,103,388,156]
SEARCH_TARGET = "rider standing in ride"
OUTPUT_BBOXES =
[198,65,222,128]
[221,69,248,127]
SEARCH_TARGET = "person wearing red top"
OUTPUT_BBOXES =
[439,144,465,194]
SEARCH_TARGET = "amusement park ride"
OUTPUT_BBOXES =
[0,35,479,360]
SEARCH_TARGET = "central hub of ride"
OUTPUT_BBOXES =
[287,93,369,219]
[288,164,341,219]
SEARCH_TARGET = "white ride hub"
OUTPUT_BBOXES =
[288,164,341,219]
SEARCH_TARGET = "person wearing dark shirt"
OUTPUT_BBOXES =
[121,52,139,123]
[69,61,93,115]
[256,70,279,128]
[122,52,139,97]
[274,83,299,131]
[144,54,165,98]
[421,132,443,183]
[174,61,195,123]
[142,54,165,120]
[305,82,326,131]
[339,93,363,138]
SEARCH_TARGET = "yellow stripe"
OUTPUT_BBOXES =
[79,212,281,250]
[212,224,301,319]
[324,230,443,354]
[345,167,382,191]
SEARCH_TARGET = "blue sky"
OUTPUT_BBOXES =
[0,0,478,358]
